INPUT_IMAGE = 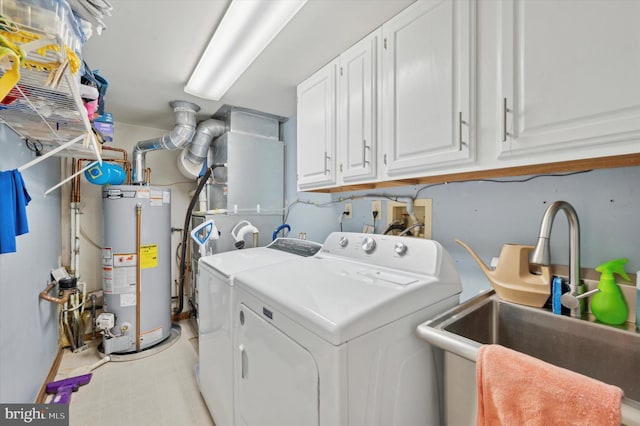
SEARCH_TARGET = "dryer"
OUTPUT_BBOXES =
[232,232,462,426]
[197,238,322,426]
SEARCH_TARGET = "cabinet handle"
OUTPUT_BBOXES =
[502,98,509,142]
[362,140,370,167]
[458,112,468,147]
[239,344,247,379]
[324,151,331,175]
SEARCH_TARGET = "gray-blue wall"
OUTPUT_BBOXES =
[0,125,61,402]
[283,117,640,301]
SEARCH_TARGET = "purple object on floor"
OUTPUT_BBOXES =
[46,373,92,404]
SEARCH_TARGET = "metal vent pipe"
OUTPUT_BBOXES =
[132,100,201,184]
[177,118,226,179]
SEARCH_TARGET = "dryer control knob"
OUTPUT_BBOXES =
[339,236,349,247]
[394,242,408,256]
[361,236,376,254]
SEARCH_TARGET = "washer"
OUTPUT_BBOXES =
[232,232,462,426]
[198,238,322,426]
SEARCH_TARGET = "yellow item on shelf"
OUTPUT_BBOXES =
[0,33,23,101]
[0,29,80,75]
[64,46,80,74]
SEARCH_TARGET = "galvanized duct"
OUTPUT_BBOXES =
[132,100,201,184]
[177,118,226,179]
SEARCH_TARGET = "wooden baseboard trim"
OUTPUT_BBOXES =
[35,347,65,403]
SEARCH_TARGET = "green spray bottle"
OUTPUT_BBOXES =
[590,258,630,325]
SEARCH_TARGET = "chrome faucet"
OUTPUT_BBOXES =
[530,201,585,317]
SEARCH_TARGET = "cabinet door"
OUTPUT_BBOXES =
[297,58,338,190]
[499,0,640,157]
[338,29,381,184]
[382,0,475,178]
[235,304,319,426]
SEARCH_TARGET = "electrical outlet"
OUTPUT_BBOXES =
[371,200,382,216]
[344,203,352,218]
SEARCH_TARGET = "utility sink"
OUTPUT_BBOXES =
[417,290,640,425]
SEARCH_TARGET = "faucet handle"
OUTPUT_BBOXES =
[560,288,599,309]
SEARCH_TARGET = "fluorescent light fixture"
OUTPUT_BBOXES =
[185,0,307,101]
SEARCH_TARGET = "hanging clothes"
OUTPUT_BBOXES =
[0,169,31,254]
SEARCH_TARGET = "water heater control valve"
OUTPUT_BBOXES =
[96,313,115,330]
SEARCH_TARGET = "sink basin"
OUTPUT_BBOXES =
[417,290,640,425]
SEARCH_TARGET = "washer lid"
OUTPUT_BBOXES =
[234,256,461,346]
[199,247,298,278]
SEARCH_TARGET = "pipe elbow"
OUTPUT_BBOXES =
[131,100,201,183]
[40,282,73,305]
[178,118,226,179]
[161,122,197,150]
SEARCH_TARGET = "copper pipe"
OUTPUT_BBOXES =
[70,158,77,203]
[102,145,128,161]
[135,203,142,352]
[39,282,73,305]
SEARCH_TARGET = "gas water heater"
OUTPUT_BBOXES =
[100,185,172,354]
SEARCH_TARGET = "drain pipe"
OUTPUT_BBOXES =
[132,100,201,184]
[177,118,226,179]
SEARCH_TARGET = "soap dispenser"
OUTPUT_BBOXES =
[590,258,630,325]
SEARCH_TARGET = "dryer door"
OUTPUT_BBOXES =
[236,304,319,426]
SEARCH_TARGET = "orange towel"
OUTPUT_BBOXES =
[476,344,623,426]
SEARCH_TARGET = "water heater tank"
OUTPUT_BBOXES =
[101,185,172,354]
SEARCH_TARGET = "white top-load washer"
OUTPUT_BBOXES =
[197,238,322,426]
[232,232,462,426]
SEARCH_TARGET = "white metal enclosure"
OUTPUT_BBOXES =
[101,185,172,354]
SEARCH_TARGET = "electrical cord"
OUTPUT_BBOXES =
[372,210,378,231]
[414,170,592,198]
[24,139,43,156]
[80,226,102,250]
[338,210,349,232]
[175,241,183,269]
[286,170,593,228]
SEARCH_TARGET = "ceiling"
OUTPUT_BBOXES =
[81,0,415,130]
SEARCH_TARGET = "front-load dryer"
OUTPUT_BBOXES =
[197,238,322,426]
[232,232,462,426]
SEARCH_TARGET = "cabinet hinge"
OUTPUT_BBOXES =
[340,67,343,76]
[339,163,343,172]
[384,38,387,50]
[383,154,387,165]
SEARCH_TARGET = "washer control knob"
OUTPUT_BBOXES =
[338,236,349,248]
[361,236,377,254]
[394,242,408,256]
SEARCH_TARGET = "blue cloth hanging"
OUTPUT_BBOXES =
[0,169,31,254]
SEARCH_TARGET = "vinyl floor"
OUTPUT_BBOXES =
[50,320,215,426]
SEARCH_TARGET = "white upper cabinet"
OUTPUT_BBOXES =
[382,0,475,179]
[296,58,339,190]
[499,0,640,158]
[338,29,382,185]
